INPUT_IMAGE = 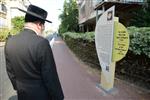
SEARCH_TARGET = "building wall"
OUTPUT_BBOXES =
[78,0,145,32]
[9,0,29,18]
[0,0,7,28]
[78,0,98,24]
[78,0,102,32]
[78,0,145,24]
[0,0,29,29]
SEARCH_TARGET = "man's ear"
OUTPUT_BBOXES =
[36,22,42,30]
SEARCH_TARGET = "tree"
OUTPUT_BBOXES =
[11,16,25,32]
[130,1,150,27]
[59,0,78,33]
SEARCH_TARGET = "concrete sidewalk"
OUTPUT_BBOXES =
[52,37,150,100]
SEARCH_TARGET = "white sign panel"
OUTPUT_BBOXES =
[95,6,115,82]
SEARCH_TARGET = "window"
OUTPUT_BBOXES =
[1,4,7,12]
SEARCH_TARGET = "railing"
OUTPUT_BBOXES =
[95,0,146,3]
[94,0,146,6]
[121,0,145,2]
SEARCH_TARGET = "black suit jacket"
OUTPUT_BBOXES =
[5,29,64,100]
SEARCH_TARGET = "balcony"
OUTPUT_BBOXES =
[95,0,146,11]
[95,0,145,4]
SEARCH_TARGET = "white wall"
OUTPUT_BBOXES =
[9,0,27,18]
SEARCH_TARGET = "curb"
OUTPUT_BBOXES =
[0,42,5,47]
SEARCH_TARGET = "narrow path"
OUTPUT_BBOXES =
[52,37,150,100]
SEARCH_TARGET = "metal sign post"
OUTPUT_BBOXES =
[95,6,129,92]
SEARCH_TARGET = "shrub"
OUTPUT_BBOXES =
[11,16,24,32]
[61,27,150,89]
[62,31,95,42]
[0,16,24,42]
[0,28,10,42]
[62,27,150,58]
[128,27,150,58]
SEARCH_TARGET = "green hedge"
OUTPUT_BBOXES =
[63,32,94,42]
[0,28,19,42]
[62,32,100,70]
[128,27,150,58]
[62,27,150,58]
[61,27,150,89]
[0,29,10,42]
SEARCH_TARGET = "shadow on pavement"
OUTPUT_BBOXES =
[8,95,17,100]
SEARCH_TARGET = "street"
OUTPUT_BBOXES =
[0,47,17,100]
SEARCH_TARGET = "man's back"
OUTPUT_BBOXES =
[5,29,64,100]
[6,29,44,80]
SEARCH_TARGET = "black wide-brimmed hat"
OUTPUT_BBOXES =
[18,4,52,23]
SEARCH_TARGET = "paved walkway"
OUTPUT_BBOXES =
[0,46,17,100]
[0,37,149,100]
[52,37,150,100]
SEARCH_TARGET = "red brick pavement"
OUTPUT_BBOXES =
[52,37,150,100]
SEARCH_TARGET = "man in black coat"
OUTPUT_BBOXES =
[4,5,64,100]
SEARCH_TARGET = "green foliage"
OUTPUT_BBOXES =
[0,16,24,41]
[62,30,150,89]
[0,28,20,42]
[59,0,79,33]
[0,28,10,42]
[62,26,150,58]
[11,16,24,32]
[62,31,95,42]
[62,32,100,70]
[128,27,150,57]
[130,1,150,27]
[10,29,19,35]
[84,32,95,42]
[58,25,68,34]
